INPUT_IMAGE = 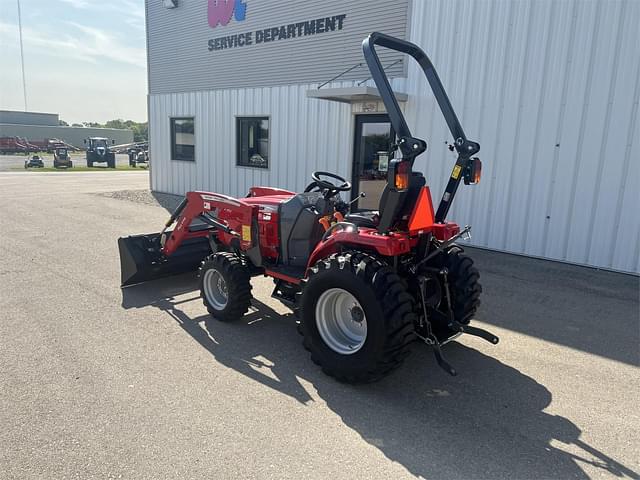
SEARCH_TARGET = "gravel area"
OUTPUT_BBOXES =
[96,188,183,212]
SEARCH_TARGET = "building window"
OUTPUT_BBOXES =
[171,117,195,161]
[236,117,269,168]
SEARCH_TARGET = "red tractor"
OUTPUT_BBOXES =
[119,32,498,383]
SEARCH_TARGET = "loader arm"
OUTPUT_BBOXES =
[161,191,256,257]
[362,32,480,224]
[118,191,259,287]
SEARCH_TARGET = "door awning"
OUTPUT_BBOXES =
[306,86,408,104]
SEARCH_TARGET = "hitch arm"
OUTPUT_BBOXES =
[450,322,500,345]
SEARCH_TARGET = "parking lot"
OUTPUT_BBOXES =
[0,154,136,171]
[1,171,638,479]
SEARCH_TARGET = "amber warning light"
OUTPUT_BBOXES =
[394,160,410,190]
[464,157,482,185]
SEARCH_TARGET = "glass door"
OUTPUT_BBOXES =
[351,114,395,210]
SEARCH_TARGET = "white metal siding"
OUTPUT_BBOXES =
[146,0,409,93]
[149,81,355,201]
[149,0,639,273]
[403,0,639,273]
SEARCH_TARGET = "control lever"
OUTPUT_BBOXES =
[347,192,366,206]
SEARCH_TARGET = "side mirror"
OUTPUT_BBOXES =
[83,139,87,144]
[112,140,115,145]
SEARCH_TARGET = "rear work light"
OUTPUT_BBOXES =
[464,157,482,185]
[394,160,410,190]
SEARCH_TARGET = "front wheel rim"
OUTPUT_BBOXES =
[203,268,228,310]
[315,288,367,355]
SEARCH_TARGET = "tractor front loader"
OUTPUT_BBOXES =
[118,32,498,383]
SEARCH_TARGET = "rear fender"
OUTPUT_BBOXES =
[306,228,413,272]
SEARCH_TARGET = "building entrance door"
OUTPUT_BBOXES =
[351,114,395,211]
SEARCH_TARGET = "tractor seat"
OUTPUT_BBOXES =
[345,211,380,229]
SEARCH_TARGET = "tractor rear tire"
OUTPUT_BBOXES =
[300,251,416,383]
[442,249,482,325]
[199,252,252,322]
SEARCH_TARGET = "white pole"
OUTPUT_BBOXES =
[16,0,28,111]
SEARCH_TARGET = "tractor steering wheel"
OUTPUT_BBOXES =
[304,171,351,198]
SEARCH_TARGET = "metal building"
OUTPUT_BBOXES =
[145,0,639,274]
[0,110,134,148]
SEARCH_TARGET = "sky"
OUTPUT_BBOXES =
[0,0,147,124]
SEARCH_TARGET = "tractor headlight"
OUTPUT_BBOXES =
[464,157,482,185]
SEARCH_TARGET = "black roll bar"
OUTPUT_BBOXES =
[362,32,480,223]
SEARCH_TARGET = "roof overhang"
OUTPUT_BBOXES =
[306,86,407,104]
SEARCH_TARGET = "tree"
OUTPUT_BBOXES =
[72,119,148,142]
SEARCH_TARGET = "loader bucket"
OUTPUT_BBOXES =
[118,232,211,287]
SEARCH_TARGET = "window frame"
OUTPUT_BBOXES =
[235,115,270,170]
[170,116,196,162]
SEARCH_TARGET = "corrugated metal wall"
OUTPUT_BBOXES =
[149,81,355,200]
[403,0,639,273]
[146,0,408,93]
[149,0,639,273]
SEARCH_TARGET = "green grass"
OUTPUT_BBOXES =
[15,165,148,172]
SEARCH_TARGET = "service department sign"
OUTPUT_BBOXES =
[208,14,347,52]
[147,0,408,93]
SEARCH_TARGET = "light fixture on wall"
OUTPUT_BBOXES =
[163,0,178,9]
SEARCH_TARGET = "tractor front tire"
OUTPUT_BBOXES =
[300,251,416,383]
[199,252,252,322]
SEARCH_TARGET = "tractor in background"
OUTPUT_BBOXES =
[85,137,116,168]
[127,143,149,167]
[24,155,44,168]
[53,147,73,168]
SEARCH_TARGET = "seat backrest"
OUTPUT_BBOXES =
[278,192,328,266]
[377,172,426,232]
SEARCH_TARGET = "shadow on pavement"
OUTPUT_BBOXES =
[121,275,638,479]
[469,247,640,366]
[145,189,640,366]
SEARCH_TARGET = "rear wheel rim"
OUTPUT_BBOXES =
[315,288,367,355]
[203,268,228,310]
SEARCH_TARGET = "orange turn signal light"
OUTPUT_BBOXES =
[464,157,482,185]
[394,161,410,190]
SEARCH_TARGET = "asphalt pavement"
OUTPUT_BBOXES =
[0,171,638,479]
